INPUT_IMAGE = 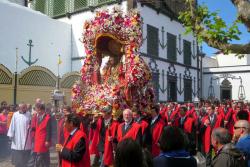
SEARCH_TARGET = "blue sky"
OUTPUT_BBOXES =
[198,0,249,56]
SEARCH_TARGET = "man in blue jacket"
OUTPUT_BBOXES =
[233,120,250,167]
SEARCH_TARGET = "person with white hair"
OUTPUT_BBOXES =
[117,108,142,144]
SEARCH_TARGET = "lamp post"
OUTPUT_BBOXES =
[51,54,64,110]
[193,95,200,152]
[13,48,18,105]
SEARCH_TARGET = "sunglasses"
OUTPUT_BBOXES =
[234,126,246,130]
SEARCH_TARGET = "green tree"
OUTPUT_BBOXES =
[179,0,250,55]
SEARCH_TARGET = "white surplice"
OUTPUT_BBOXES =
[7,111,32,150]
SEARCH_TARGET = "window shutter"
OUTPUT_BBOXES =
[167,33,177,62]
[35,0,46,14]
[74,0,87,11]
[147,25,159,57]
[184,79,192,102]
[184,40,191,65]
[53,0,66,17]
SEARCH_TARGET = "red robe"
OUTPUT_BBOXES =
[34,114,50,153]
[57,118,65,145]
[201,115,223,153]
[165,108,179,126]
[89,118,102,155]
[103,120,119,166]
[151,117,165,157]
[117,122,141,142]
[159,106,168,118]
[174,116,194,134]
[139,120,149,135]
[62,129,90,167]
[225,108,237,135]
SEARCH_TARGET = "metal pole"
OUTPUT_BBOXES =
[57,55,60,89]
[14,48,18,105]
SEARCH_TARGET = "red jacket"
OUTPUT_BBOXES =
[62,129,90,167]
[57,118,65,145]
[201,115,223,153]
[174,116,194,134]
[89,118,102,155]
[165,109,179,126]
[225,108,237,135]
[151,117,165,157]
[34,114,50,153]
[139,120,149,135]
[103,120,119,166]
[117,122,141,142]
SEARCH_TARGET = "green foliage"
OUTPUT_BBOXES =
[178,3,241,46]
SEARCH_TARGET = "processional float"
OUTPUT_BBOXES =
[72,7,155,118]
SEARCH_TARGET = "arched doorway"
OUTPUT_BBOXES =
[220,79,232,101]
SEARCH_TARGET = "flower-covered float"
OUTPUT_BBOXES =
[72,7,155,118]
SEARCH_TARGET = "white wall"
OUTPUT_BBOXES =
[0,1,73,76]
[203,66,250,101]
[215,53,249,66]
[203,56,218,68]
[8,0,25,6]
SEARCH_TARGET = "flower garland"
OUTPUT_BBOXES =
[72,7,154,116]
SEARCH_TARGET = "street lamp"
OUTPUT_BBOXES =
[193,95,200,152]
[193,95,199,110]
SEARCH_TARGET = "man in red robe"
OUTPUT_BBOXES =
[132,107,151,150]
[56,113,90,167]
[149,104,165,157]
[164,103,179,126]
[225,105,240,135]
[200,105,223,167]
[117,109,142,144]
[174,105,196,155]
[100,105,119,167]
[33,103,52,167]
[89,112,102,166]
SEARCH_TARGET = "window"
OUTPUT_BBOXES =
[183,40,191,65]
[35,0,46,14]
[53,0,66,17]
[151,72,159,102]
[184,79,192,102]
[74,0,87,11]
[167,33,177,62]
[147,25,159,57]
[168,78,177,102]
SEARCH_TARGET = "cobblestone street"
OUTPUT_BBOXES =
[0,157,13,167]
[0,149,58,167]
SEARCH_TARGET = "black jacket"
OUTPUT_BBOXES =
[153,151,197,167]
[212,143,247,167]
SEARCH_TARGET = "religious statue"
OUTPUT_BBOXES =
[72,7,155,118]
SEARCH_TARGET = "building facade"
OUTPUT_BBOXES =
[0,0,200,104]
[203,53,250,101]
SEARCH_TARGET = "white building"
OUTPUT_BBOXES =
[0,0,200,103]
[202,53,250,101]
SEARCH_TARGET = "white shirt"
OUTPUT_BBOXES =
[70,128,78,136]
[151,115,159,125]
[125,119,132,130]
[7,111,32,150]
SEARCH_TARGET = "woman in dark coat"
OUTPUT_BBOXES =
[153,126,197,167]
